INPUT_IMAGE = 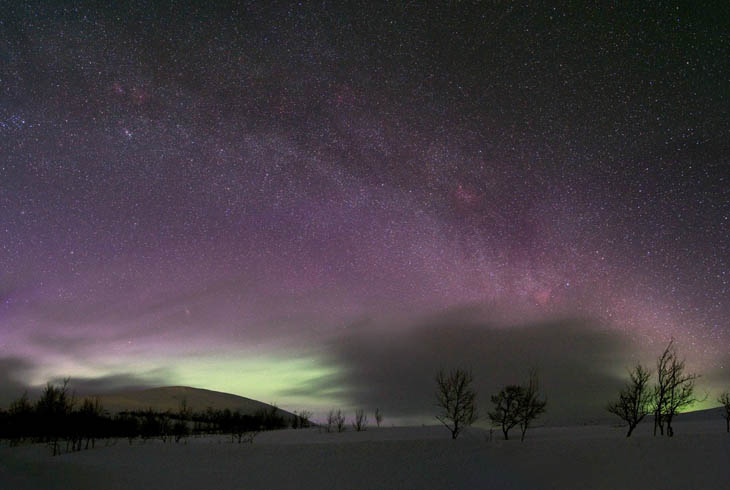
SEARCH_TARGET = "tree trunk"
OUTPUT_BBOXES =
[654,416,664,436]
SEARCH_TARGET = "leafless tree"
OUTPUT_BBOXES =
[488,385,523,440]
[36,378,75,455]
[435,368,478,439]
[300,410,313,428]
[326,409,346,433]
[353,408,368,431]
[518,369,547,441]
[652,339,701,437]
[607,363,652,437]
[334,409,346,432]
[293,410,312,429]
[374,408,383,427]
[173,398,191,443]
[78,397,104,450]
[718,392,730,433]
[652,344,669,435]
[8,392,32,446]
[158,412,172,443]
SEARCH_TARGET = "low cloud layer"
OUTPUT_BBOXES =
[3,304,721,422]
[47,372,171,396]
[0,357,37,406]
[281,308,639,423]
[0,358,169,408]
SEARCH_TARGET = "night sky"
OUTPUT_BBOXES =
[1,2,728,421]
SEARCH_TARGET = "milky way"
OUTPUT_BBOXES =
[1,2,728,418]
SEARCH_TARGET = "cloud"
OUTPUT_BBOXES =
[48,370,171,396]
[0,357,36,407]
[0,353,173,408]
[290,308,638,424]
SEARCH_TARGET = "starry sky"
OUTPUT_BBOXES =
[1,2,728,422]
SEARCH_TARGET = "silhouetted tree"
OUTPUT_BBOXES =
[228,410,259,443]
[435,368,478,439]
[718,392,730,433]
[518,369,547,441]
[160,412,173,442]
[298,410,312,428]
[7,392,33,445]
[76,397,104,450]
[325,409,336,433]
[140,408,160,442]
[36,378,74,455]
[257,404,286,430]
[116,413,139,444]
[652,340,700,437]
[607,363,652,437]
[291,410,313,429]
[0,408,7,440]
[173,398,191,443]
[652,343,670,436]
[353,408,368,431]
[489,385,523,440]
[325,409,346,433]
[374,408,383,427]
[334,409,346,432]
[0,381,297,451]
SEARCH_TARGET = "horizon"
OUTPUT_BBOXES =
[1,381,720,429]
[1,3,728,424]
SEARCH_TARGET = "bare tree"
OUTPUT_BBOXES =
[652,340,700,437]
[353,409,368,431]
[652,342,670,436]
[334,409,346,432]
[300,410,313,428]
[326,409,346,433]
[488,385,523,440]
[607,363,652,437]
[374,408,383,428]
[173,398,191,443]
[435,368,478,439]
[8,392,32,446]
[77,397,104,450]
[518,369,547,441]
[718,392,730,433]
[36,378,74,456]
[292,410,312,429]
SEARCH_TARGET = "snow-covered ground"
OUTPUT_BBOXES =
[2,420,729,489]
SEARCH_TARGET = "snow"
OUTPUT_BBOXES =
[2,420,729,489]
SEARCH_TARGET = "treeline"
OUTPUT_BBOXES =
[0,379,307,455]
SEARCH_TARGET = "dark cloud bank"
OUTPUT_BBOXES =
[283,308,640,424]
[0,307,705,424]
[0,359,166,407]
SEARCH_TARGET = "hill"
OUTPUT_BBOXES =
[88,386,297,420]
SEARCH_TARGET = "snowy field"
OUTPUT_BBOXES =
[2,421,729,489]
